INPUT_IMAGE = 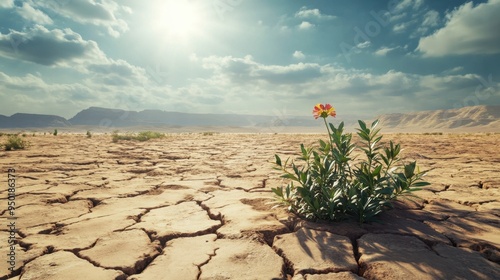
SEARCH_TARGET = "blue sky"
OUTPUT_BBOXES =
[0,0,499,119]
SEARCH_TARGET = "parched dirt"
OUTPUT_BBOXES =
[0,132,499,279]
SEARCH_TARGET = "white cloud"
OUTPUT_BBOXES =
[393,0,424,13]
[87,59,149,86]
[201,55,327,84]
[298,21,314,30]
[356,41,371,49]
[17,3,53,25]
[34,0,129,37]
[393,21,413,32]
[418,0,500,57]
[295,6,336,20]
[0,25,151,87]
[0,0,14,8]
[442,66,464,74]
[388,0,425,25]
[293,51,305,60]
[414,10,440,36]
[279,25,290,32]
[375,46,398,56]
[422,10,439,27]
[0,71,96,117]
[0,25,106,68]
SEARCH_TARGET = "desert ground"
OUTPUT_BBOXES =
[0,131,499,279]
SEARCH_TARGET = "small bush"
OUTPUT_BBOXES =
[112,131,164,143]
[4,135,29,151]
[273,104,429,223]
[202,132,216,136]
[86,131,92,138]
[53,129,58,136]
[136,131,164,141]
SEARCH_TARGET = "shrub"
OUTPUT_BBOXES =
[86,131,92,138]
[4,135,29,151]
[202,131,215,136]
[53,129,58,136]
[136,131,164,141]
[112,131,164,143]
[273,103,429,223]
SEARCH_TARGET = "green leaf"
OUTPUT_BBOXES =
[404,162,416,178]
[372,165,382,177]
[413,181,431,187]
[272,187,283,197]
[275,154,282,167]
[358,120,367,131]
[282,173,298,181]
[371,119,379,129]
[338,121,345,131]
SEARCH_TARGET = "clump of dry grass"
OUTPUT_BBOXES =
[112,131,165,143]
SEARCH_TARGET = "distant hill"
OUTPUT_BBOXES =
[68,106,327,128]
[376,105,500,131]
[0,113,71,128]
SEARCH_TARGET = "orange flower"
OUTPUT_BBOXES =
[313,103,336,119]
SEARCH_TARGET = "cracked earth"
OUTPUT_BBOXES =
[0,132,499,279]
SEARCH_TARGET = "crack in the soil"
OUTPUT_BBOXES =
[271,240,295,277]
[352,239,362,276]
[196,248,219,280]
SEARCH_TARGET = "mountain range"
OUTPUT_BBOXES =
[0,105,499,131]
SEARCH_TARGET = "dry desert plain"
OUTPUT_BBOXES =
[0,131,499,280]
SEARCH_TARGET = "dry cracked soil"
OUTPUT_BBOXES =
[0,132,499,280]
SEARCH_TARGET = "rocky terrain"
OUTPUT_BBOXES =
[0,132,499,279]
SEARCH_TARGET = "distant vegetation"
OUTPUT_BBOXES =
[112,131,165,143]
[202,131,218,136]
[422,132,443,135]
[53,129,58,136]
[3,135,29,151]
[86,130,92,138]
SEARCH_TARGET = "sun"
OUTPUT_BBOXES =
[154,1,203,38]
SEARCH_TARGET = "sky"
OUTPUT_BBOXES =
[0,0,499,119]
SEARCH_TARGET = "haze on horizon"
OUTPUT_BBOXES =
[0,0,499,119]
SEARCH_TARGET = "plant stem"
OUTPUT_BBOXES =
[323,117,334,148]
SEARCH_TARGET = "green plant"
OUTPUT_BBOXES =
[273,103,429,223]
[53,129,58,136]
[202,131,215,136]
[112,131,164,143]
[86,130,92,138]
[4,135,29,151]
[136,131,164,141]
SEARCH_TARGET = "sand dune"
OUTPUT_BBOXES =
[377,105,500,132]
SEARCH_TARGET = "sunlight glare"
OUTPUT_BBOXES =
[155,1,203,38]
